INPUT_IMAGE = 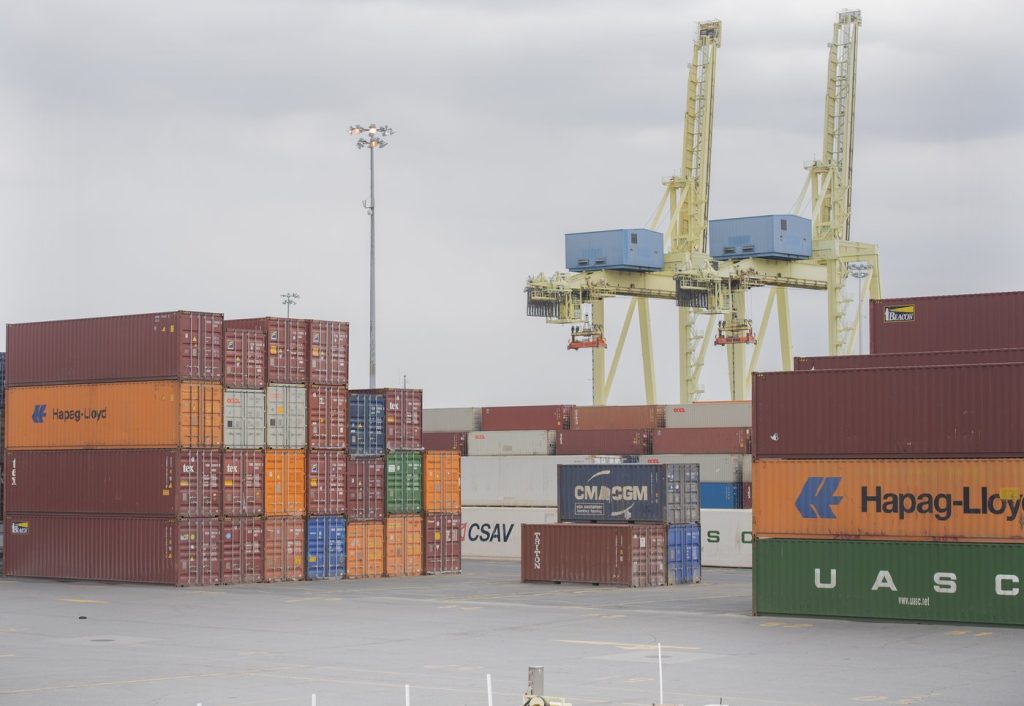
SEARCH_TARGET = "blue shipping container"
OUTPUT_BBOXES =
[306,516,346,579]
[667,523,701,584]
[700,482,743,509]
[709,214,811,261]
[557,463,699,524]
[348,393,386,456]
[565,229,665,272]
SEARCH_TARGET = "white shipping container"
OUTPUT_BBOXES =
[664,401,751,429]
[267,384,307,449]
[461,506,558,559]
[467,430,556,456]
[633,453,748,484]
[461,454,625,507]
[424,407,482,433]
[700,508,752,568]
[224,389,266,449]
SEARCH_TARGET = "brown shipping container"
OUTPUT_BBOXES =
[224,328,266,388]
[870,291,1024,354]
[263,517,305,581]
[556,429,651,456]
[226,317,308,384]
[358,388,422,451]
[265,450,306,516]
[5,311,223,386]
[347,456,385,520]
[308,320,350,387]
[307,450,346,516]
[385,514,424,577]
[346,520,385,578]
[4,449,221,516]
[652,427,750,454]
[754,458,1024,542]
[220,517,264,584]
[308,385,348,449]
[753,364,1024,459]
[424,513,461,574]
[742,481,752,509]
[423,450,461,513]
[570,405,664,430]
[794,348,1024,371]
[521,523,666,587]
[4,514,221,585]
[422,431,468,455]
[6,381,222,450]
[222,450,265,517]
[481,405,573,431]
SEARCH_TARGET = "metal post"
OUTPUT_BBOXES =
[368,145,376,389]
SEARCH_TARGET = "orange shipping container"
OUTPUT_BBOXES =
[753,458,1024,542]
[265,450,306,516]
[423,450,461,513]
[347,521,384,579]
[385,514,424,577]
[5,381,222,449]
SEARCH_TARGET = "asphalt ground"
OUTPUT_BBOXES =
[0,560,1019,706]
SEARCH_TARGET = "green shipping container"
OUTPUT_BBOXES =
[754,539,1024,626]
[386,451,423,514]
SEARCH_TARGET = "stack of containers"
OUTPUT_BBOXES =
[752,290,1024,625]
[0,351,5,533]
[3,313,225,585]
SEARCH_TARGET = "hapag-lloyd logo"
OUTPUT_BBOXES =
[32,404,109,423]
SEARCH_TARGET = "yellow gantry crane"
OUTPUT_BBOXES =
[525,11,880,404]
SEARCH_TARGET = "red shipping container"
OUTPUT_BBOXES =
[347,456,385,520]
[3,514,221,585]
[308,385,348,449]
[220,517,264,584]
[5,311,223,386]
[870,291,1024,354]
[424,513,461,574]
[652,427,750,454]
[481,405,573,431]
[4,449,221,516]
[307,450,347,516]
[422,431,468,455]
[570,405,665,430]
[794,348,1024,371]
[742,481,752,509]
[224,328,266,388]
[555,429,651,456]
[264,517,305,581]
[226,317,308,384]
[308,320,350,387]
[222,450,264,517]
[353,388,423,451]
[753,364,1024,458]
[521,523,666,587]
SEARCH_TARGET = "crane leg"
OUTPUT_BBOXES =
[591,299,607,405]
[638,298,657,404]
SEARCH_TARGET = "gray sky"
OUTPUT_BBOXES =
[2,0,1021,406]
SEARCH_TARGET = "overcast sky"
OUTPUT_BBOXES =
[2,0,1021,406]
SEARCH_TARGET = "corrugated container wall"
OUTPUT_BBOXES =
[667,523,702,585]
[424,513,462,574]
[346,520,385,578]
[361,388,422,451]
[308,386,348,449]
[570,405,664,430]
[423,407,481,433]
[306,450,347,516]
[263,517,305,581]
[422,431,468,456]
[481,405,573,431]
[224,328,266,388]
[222,450,264,517]
[385,514,424,577]
[347,456,385,520]
[307,320,349,387]
[267,385,307,449]
[220,517,264,583]
[5,312,223,385]
[306,516,346,579]
[664,401,751,429]
[461,455,626,508]
[265,450,306,516]
[462,506,557,560]
[794,348,1024,371]
[224,389,266,449]
[652,427,750,455]
[349,393,385,456]
[556,429,651,456]
[701,509,753,568]
[633,453,745,484]
[700,482,743,509]
[522,523,666,587]
[386,451,423,514]
[468,430,555,456]
[753,364,1024,458]
[557,464,699,524]
[226,317,307,384]
[423,451,461,513]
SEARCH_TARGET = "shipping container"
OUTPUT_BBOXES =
[570,405,665,430]
[4,449,221,516]
[869,291,1024,355]
[753,538,1024,626]
[424,512,462,574]
[306,516,346,579]
[6,312,223,385]
[223,388,266,449]
[481,405,573,432]
[667,523,701,585]
[307,320,349,387]
[664,401,751,429]
[557,463,699,524]
[385,514,424,577]
[226,317,307,384]
[357,388,422,451]
[422,431,468,456]
[521,523,667,587]
[632,453,746,484]
[462,506,557,560]
[223,328,265,388]
[742,481,752,509]
[306,450,346,516]
[263,516,305,581]
[701,482,743,509]
[423,407,481,433]
[265,450,306,516]
[385,451,423,515]
[220,517,264,584]
[555,429,652,456]
[308,385,348,449]
[222,449,264,517]
[701,509,753,568]
[461,455,627,508]
[347,456,385,521]
[565,228,664,272]
[267,385,307,449]
[652,427,750,455]
[5,381,222,449]
[3,514,221,585]
[468,430,555,456]
[753,364,1024,459]
[348,393,385,456]
[346,520,384,579]
[753,458,1024,542]
[423,450,461,513]
[794,348,1024,371]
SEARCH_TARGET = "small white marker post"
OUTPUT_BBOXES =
[487,673,494,706]
[658,642,664,705]
[405,683,411,706]
[311,695,316,706]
